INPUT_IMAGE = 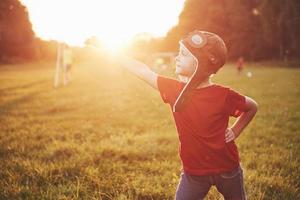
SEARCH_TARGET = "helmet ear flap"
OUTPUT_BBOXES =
[208,54,218,65]
[206,54,220,74]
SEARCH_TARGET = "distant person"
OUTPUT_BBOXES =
[62,44,73,85]
[114,30,258,199]
[236,56,244,75]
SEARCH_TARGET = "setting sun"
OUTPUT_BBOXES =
[20,0,185,49]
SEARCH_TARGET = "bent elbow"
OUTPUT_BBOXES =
[245,97,258,114]
[252,100,258,114]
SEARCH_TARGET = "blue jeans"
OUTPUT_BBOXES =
[175,166,246,200]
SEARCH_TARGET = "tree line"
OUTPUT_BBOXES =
[164,0,300,61]
[1,0,300,63]
[0,0,59,63]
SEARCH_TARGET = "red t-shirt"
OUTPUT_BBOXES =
[157,76,247,175]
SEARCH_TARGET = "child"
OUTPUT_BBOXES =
[117,30,258,200]
[62,44,73,85]
[236,56,244,75]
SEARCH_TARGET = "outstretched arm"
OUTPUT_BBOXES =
[225,96,258,142]
[116,55,158,89]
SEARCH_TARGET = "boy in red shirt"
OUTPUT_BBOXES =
[117,30,258,200]
[236,56,244,75]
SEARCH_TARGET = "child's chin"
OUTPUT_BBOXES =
[175,68,182,75]
[175,70,188,77]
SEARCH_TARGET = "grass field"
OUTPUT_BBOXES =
[0,60,300,200]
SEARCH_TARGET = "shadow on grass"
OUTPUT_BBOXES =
[0,80,49,94]
[0,91,41,117]
[262,182,300,200]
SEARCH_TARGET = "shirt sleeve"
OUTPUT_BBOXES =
[224,89,247,117]
[157,75,182,105]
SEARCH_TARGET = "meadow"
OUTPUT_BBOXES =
[0,60,299,199]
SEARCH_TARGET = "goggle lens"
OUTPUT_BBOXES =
[186,31,207,48]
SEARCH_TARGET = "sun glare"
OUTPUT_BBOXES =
[20,0,185,50]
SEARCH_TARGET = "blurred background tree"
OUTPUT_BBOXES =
[1,0,300,63]
[0,0,37,62]
[163,0,300,61]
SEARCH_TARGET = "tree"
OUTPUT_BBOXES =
[0,0,36,62]
[258,0,300,60]
[164,0,300,60]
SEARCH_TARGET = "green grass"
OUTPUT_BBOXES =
[0,60,300,199]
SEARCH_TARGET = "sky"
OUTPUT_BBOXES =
[20,0,185,48]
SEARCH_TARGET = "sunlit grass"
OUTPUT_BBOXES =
[0,60,299,199]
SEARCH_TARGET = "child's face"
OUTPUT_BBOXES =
[175,44,197,77]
